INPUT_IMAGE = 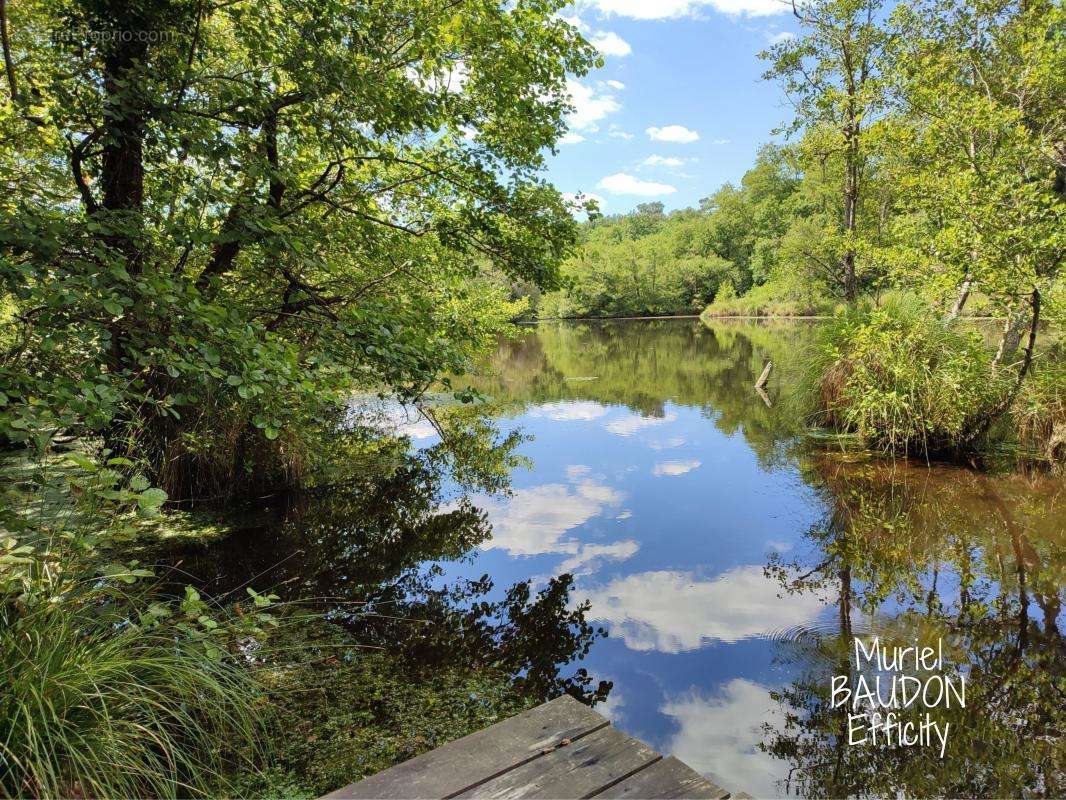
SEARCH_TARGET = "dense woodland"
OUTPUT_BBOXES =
[536,0,1063,324]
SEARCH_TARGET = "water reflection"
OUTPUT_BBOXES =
[463,319,1063,797]
[177,319,1062,798]
[582,566,827,652]
[173,435,613,705]
[765,457,1065,797]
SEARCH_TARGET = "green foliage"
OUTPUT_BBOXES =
[0,0,598,500]
[809,297,1008,455]
[0,442,274,796]
[702,278,836,318]
[0,587,267,799]
[879,0,1064,320]
[542,145,813,318]
[231,618,534,799]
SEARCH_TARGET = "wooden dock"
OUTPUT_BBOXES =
[323,695,746,799]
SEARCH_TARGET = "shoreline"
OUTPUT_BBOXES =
[524,313,1010,323]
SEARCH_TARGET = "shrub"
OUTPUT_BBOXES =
[1014,340,1066,464]
[702,279,835,318]
[808,296,1008,455]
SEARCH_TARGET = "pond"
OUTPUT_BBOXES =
[181,318,1065,798]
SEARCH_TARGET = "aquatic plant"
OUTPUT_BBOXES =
[807,296,1009,456]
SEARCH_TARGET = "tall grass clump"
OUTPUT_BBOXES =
[1015,343,1066,464]
[807,295,1008,456]
[0,451,271,798]
[702,279,836,318]
[0,585,267,799]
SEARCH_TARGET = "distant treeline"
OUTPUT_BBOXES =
[520,142,870,319]
[517,0,1063,324]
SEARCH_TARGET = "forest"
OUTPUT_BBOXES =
[537,0,1063,325]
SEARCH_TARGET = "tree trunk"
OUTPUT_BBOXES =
[946,273,974,321]
[96,19,154,458]
[993,297,1032,369]
[841,131,860,302]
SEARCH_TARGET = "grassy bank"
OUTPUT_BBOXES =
[802,296,1064,464]
[701,282,837,319]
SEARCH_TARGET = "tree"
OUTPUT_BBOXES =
[763,0,888,301]
[0,0,599,499]
[883,0,1064,373]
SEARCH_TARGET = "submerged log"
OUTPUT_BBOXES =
[755,360,772,390]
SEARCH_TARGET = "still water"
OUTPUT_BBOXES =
[186,319,1065,797]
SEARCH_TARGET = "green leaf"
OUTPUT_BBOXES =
[137,488,168,510]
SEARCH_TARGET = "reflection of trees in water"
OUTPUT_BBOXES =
[763,456,1065,797]
[175,435,611,705]
[470,319,817,467]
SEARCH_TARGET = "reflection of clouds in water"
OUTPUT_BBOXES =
[662,679,783,799]
[604,411,677,436]
[473,468,627,558]
[530,401,608,421]
[616,510,633,520]
[354,399,438,440]
[583,566,825,652]
[766,539,792,553]
[649,436,686,450]
[557,540,639,576]
[652,459,701,477]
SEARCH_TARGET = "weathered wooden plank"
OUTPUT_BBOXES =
[322,695,609,799]
[452,725,661,799]
[590,756,729,799]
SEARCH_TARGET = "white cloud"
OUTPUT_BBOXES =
[557,540,640,576]
[652,459,701,477]
[608,127,634,140]
[473,479,624,557]
[582,565,827,653]
[598,173,677,197]
[566,464,592,480]
[768,30,796,44]
[578,0,789,18]
[604,411,678,436]
[591,30,632,57]
[615,510,633,520]
[566,78,622,131]
[648,436,686,450]
[711,138,731,145]
[529,400,608,421]
[605,79,626,90]
[641,155,689,169]
[646,124,700,143]
[559,132,586,145]
[663,680,785,799]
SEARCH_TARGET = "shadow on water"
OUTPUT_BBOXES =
[170,443,612,705]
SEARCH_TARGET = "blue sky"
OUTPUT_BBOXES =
[548,0,799,215]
